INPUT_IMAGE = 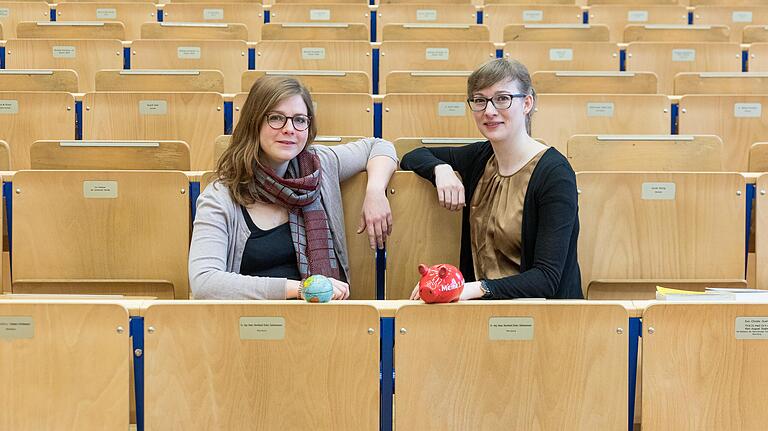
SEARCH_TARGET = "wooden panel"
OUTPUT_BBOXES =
[0,69,78,92]
[130,40,248,93]
[233,92,373,137]
[624,24,730,42]
[5,39,124,92]
[625,42,742,95]
[30,140,190,170]
[577,172,746,291]
[0,92,74,169]
[531,94,671,154]
[678,95,768,171]
[0,142,8,170]
[11,280,175,298]
[394,137,480,158]
[242,70,370,93]
[96,69,225,92]
[588,5,688,43]
[567,134,723,171]
[262,22,368,40]
[381,24,489,41]
[693,6,768,43]
[376,4,475,40]
[750,142,768,171]
[17,21,126,39]
[587,279,747,299]
[533,71,658,93]
[503,24,610,42]
[255,41,372,78]
[140,22,248,40]
[0,2,50,39]
[485,0,576,5]
[588,0,677,4]
[144,302,379,430]
[385,171,461,299]
[380,0,469,4]
[746,43,768,72]
[743,24,768,43]
[12,171,190,298]
[162,3,262,42]
[385,71,469,93]
[0,302,129,431]
[395,303,628,430]
[756,174,768,289]
[382,94,482,142]
[378,41,495,93]
[82,92,223,170]
[503,42,620,74]
[274,0,367,4]
[484,5,583,43]
[691,0,768,5]
[270,3,369,26]
[55,2,158,41]
[340,172,376,299]
[674,72,768,95]
[643,303,768,430]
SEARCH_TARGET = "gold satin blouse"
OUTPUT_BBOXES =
[470,150,546,280]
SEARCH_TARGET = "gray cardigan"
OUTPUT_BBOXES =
[189,138,398,299]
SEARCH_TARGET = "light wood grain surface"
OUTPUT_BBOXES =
[263,22,369,40]
[504,24,610,42]
[140,22,249,41]
[55,2,158,41]
[533,71,658,94]
[0,2,51,39]
[255,40,372,78]
[503,41,620,73]
[30,140,191,170]
[376,4,475,39]
[757,174,768,289]
[0,69,79,92]
[162,3,263,42]
[395,301,629,430]
[674,72,768,95]
[382,93,483,142]
[484,5,583,43]
[693,6,768,43]
[270,3,370,27]
[624,24,730,42]
[96,69,226,92]
[17,21,127,40]
[588,5,688,43]
[242,70,371,93]
[341,172,378,299]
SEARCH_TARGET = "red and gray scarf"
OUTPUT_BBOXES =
[253,150,341,280]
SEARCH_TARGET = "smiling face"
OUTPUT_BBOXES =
[258,94,310,171]
[470,79,533,144]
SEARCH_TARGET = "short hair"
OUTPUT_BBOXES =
[467,58,536,134]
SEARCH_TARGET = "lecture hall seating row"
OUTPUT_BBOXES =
[3,298,768,431]
[0,169,765,302]
[7,2,768,43]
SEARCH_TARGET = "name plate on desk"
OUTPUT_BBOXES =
[416,9,437,21]
[96,8,117,19]
[302,47,326,60]
[438,102,465,117]
[425,48,449,60]
[0,317,34,340]
[642,182,675,200]
[489,317,534,340]
[84,181,118,198]
[736,317,768,340]
[0,100,18,114]
[240,317,285,340]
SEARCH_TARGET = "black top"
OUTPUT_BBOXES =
[239,206,302,280]
[400,141,582,299]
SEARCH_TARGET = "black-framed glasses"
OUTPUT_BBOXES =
[265,112,311,131]
[467,93,527,112]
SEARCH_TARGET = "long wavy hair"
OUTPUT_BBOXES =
[216,76,318,206]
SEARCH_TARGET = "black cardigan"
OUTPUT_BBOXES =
[400,141,583,299]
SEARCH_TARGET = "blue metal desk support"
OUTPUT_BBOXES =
[130,316,145,431]
[380,317,395,431]
[628,317,642,431]
[3,182,13,254]
[372,48,380,95]
[190,181,201,222]
[746,183,756,275]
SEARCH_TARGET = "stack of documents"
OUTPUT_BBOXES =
[656,286,768,302]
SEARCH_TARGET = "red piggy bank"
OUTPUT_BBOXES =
[418,263,464,303]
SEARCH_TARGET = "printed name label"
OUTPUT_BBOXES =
[416,9,437,21]
[489,317,534,340]
[139,100,168,115]
[0,8,9,18]
[302,47,326,60]
[83,181,118,199]
[0,100,19,114]
[587,102,614,117]
[549,48,573,61]
[438,102,465,117]
[734,103,762,118]
[736,317,768,339]
[522,10,543,21]
[177,46,201,59]
[203,8,224,20]
[0,317,33,340]
[426,47,449,60]
[96,8,117,19]
[240,317,285,340]
[53,46,76,59]
[732,11,753,23]
[627,10,649,22]
[672,49,696,62]
[310,9,331,20]
[641,182,676,200]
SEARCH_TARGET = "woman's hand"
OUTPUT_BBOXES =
[409,284,421,300]
[330,278,350,300]
[434,164,465,211]
[459,281,485,300]
[358,189,393,250]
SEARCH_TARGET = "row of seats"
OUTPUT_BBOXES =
[0,169,764,300]
[4,90,768,169]
[6,39,768,93]
[3,299,766,430]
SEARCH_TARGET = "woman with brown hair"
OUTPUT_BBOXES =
[401,58,582,300]
[189,76,398,300]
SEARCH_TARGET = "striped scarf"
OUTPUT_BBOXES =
[253,150,340,280]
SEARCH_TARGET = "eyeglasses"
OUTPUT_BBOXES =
[265,112,311,131]
[467,93,527,112]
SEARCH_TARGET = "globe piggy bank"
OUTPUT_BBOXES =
[418,263,464,304]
